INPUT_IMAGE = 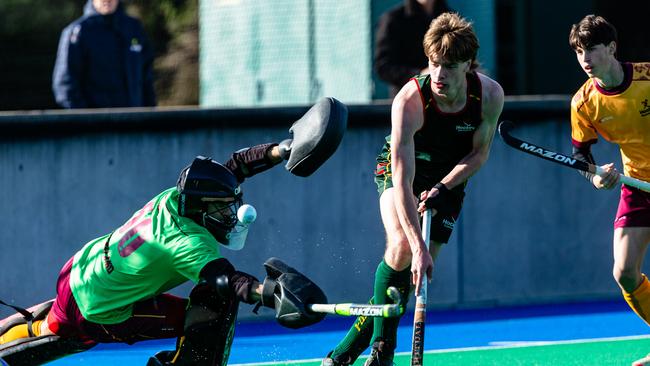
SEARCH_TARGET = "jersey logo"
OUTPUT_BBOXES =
[442,218,455,230]
[455,122,476,132]
[129,38,143,52]
[599,116,614,123]
[640,99,650,117]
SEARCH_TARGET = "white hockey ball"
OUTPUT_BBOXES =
[237,204,257,224]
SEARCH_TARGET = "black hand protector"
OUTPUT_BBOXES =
[259,257,327,329]
[422,182,461,216]
[284,97,348,177]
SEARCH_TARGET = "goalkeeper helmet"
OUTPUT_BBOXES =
[177,156,242,244]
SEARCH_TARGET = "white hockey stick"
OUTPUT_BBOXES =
[410,209,432,365]
[307,286,404,318]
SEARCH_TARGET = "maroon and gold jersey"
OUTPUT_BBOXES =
[571,62,650,181]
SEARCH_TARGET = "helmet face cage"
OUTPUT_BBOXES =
[177,156,243,243]
[201,196,243,237]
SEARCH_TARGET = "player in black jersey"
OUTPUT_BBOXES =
[323,12,504,366]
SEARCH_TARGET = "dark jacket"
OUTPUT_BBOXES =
[52,0,156,108]
[374,0,450,97]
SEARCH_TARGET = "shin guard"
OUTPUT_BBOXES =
[150,283,239,366]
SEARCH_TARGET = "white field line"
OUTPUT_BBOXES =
[228,334,650,366]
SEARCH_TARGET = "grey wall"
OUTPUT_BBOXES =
[0,103,639,321]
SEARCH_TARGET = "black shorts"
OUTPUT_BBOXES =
[374,141,465,243]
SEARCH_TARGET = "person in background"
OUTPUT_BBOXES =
[52,0,156,108]
[374,0,451,98]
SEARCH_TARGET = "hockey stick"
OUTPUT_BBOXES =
[411,208,432,366]
[498,121,650,193]
[307,286,404,318]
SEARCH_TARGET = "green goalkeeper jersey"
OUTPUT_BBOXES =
[69,187,222,324]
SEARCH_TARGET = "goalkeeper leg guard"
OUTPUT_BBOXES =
[156,282,239,366]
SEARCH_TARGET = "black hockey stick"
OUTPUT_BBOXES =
[498,121,650,192]
[307,286,404,318]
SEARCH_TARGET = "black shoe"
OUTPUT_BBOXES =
[146,350,176,366]
[362,340,394,366]
[322,350,353,366]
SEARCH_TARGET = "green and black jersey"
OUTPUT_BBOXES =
[375,72,483,196]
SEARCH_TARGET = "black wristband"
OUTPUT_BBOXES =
[433,182,449,192]
[423,182,453,213]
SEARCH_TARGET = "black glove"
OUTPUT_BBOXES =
[422,182,460,216]
[258,257,327,329]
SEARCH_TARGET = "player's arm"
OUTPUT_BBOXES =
[390,81,432,291]
[572,142,598,183]
[139,27,157,107]
[224,143,282,182]
[570,100,620,190]
[52,25,87,109]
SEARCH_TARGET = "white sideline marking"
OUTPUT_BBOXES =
[229,358,323,366]
[417,334,650,354]
[228,334,650,365]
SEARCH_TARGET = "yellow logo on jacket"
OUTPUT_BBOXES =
[130,38,142,52]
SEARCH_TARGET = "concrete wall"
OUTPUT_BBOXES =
[0,101,640,320]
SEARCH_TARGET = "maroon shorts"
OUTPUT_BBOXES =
[614,184,650,229]
[48,257,188,344]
